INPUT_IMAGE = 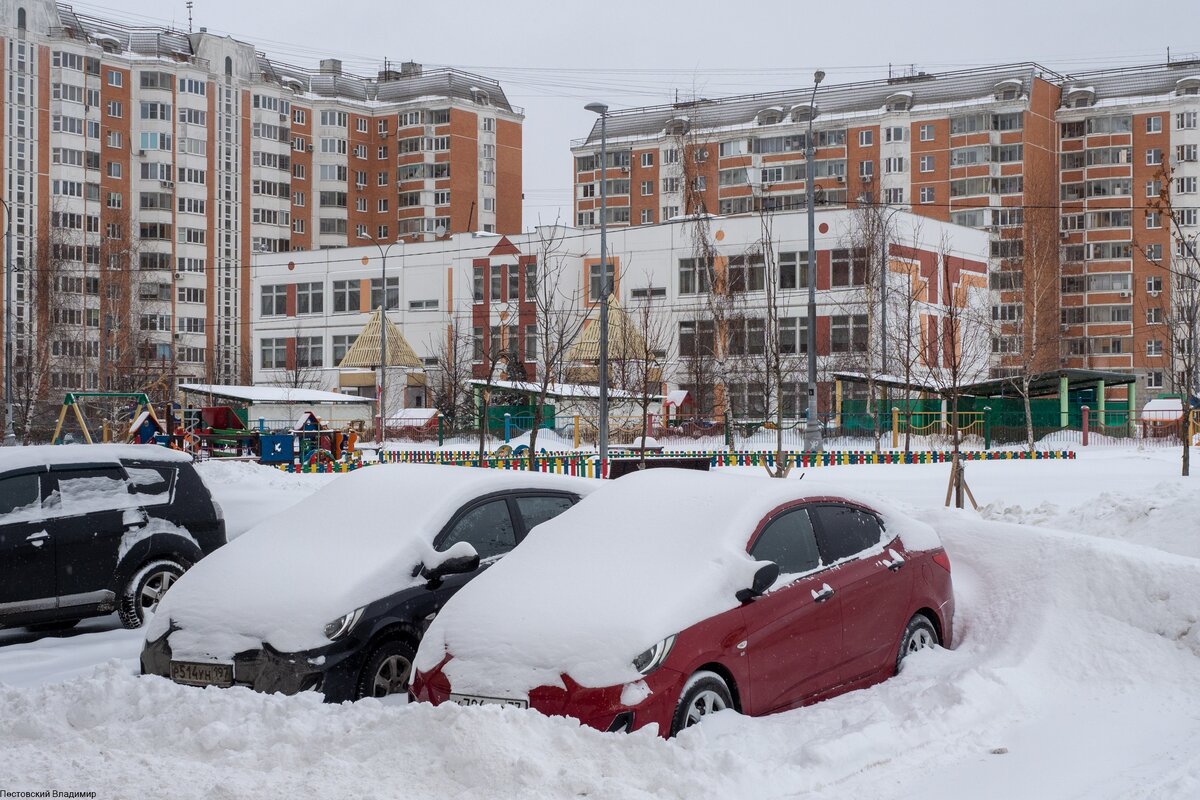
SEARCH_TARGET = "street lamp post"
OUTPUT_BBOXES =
[585,101,611,474]
[804,71,825,452]
[361,235,402,445]
[1,198,15,446]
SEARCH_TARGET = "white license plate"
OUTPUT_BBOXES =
[170,660,233,687]
[449,692,528,709]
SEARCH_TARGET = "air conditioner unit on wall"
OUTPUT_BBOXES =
[1119,291,1131,298]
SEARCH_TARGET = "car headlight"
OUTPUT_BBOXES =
[323,607,365,641]
[632,634,676,676]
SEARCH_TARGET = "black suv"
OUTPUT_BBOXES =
[0,445,226,631]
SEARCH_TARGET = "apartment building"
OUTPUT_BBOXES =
[252,209,989,421]
[571,61,1200,401]
[0,2,521,432]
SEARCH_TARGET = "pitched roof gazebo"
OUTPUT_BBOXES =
[337,307,423,370]
[566,296,658,384]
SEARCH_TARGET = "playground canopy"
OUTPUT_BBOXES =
[832,368,1137,399]
[178,384,374,429]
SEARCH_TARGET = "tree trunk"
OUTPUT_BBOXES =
[1023,377,1035,454]
[527,402,542,471]
[477,395,488,465]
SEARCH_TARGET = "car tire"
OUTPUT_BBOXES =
[669,670,734,736]
[895,614,940,672]
[354,639,417,701]
[117,559,185,630]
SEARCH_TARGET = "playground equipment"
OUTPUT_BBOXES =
[293,411,359,468]
[52,392,160,445]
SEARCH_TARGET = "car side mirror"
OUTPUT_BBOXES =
[421,542,481,582]
[736,561,779,603]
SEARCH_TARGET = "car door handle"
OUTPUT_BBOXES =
[25,531,50,548]
[811,584,835,603]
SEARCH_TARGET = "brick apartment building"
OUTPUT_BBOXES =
[572,61,1200,401]
[0,1,521,433]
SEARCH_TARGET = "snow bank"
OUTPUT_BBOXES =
[148,465,595,658]
[980,479,1200,559]
[3,508,1199,799]
[416,469,940,696]
[195,459,334,539]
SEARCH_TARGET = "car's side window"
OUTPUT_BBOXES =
[514,495,574,535]
[44,467,135,517]
[749,508,821,577]
[0,473,41,519]
[438,499,517,560]
[811,505,885,564]
[125,465,177,505]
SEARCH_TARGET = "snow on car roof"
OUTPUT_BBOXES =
[0,444,192,474]
[147,464,596,659]
[416,468,940,696]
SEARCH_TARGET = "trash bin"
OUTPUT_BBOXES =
[607,456,711,479]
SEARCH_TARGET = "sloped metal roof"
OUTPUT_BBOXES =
[578,63,1057,146]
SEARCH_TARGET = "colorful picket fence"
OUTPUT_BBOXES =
[277,448,1075,475]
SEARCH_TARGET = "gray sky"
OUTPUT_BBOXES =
[90,0,1196,228]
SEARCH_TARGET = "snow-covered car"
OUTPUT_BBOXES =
[141,464,596,702]
[411,469,954,737]
[0,444,225,632]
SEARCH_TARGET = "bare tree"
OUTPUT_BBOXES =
[608,272,672,466]
[524,225,588,466]
[926,235,994,507]
[428,315,476,438]
[1143,163,1200,477]
[996,168,1061,452]
[883,220,931,454]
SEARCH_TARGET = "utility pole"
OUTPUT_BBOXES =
[586,102,611,475]
[2,198,15,446]
[803,71,824,452]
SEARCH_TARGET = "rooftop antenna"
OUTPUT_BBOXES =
[186,1,194,34]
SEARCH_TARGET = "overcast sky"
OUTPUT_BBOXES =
[89,0,1197,228]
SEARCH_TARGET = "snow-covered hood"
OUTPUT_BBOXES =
[416,469,939,697]
[146,464,594,659]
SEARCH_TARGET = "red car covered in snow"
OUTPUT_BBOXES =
[411,469,954,737]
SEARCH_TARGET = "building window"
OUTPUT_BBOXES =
[858,130,873,147]
[641,180,653,196]
[678,257,712,295]
[525,324,538,361]
[831,314,868,352]
[919,186,935,204]
[884,187,905,204]
[589,262,615,302]
[332,335,354,365]
[640,209,653,224]
[370,277,400,310]
[918,154,934,173]
[678,320,716,357]
[295,337,324,368]
[1146,371,1164,389]
[1146,340,1164,357]
[260,338,287,369]
[296,282,323,314]
[261,285,287,316]
[779,252,809,290]
[830,249,868,287]
[641,152,654,168]
[728,254,765,292]
[1146,116,1162,133]
[333,280,359,313]
[918,124,934,141]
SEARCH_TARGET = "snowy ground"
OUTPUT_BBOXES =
[1,451,1198,798]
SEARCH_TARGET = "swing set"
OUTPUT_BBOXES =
[50,392,162,445]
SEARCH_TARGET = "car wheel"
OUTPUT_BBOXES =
[117,559,185,630]
[669,670,734,736]
[26,619,81,633]
[895,614,940,672]
[354,639,417,701]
